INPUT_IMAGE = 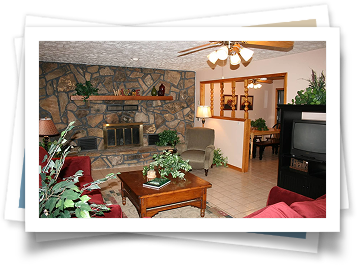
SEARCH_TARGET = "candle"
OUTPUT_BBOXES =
[147,170,156,181]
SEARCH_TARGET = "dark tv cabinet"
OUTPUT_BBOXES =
[277,104,326,199]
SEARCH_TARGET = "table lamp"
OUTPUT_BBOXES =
[39,117,59,151]
[196,106,212,127]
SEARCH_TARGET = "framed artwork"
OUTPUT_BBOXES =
[223,95,239,110]
[239,95,254,110]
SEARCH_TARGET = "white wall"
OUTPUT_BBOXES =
[204,118,245,169]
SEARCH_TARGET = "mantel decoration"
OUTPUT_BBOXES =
[158,83,165,96]
[151,86,158,96]
[39,121,117,218]
[142,150,192,180]
[74,81,99,102]
[291,70,326,105]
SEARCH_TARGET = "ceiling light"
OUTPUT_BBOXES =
[230,53,241,65]
[216,46,229,60]
[239,47,254,62]
[207,51,218,64]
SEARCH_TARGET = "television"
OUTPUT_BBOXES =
[290,119,326,162]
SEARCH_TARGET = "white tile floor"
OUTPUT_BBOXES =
[92,147,279,218]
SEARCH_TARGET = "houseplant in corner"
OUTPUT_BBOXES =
[142,150,192,180]
[39,121,117,218]
[212,148,228,167]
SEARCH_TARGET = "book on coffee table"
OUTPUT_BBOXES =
[143,177,171,189]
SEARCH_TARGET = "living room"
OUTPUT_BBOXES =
[38,38,327,220]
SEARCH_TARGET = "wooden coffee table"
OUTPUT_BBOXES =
[118,171,212,218]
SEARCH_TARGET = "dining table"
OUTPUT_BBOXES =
[250,128,280,159]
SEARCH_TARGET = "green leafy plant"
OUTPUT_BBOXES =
[212,148,228,167]
[142,150,192,180]
[74,81,99,101]
[156,130,180,148]
[39,139,66,158]
[39,121,118,218]
[291,70,326,105]
[251,118,268,131]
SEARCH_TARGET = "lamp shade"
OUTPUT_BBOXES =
[39,118,59,136]
[230,53,241,65]
[239,47,254,62]
[196,106,212,118]
[207,51,218,64]
[216,46,229,60]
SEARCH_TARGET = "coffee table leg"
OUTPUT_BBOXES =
[120,182,126,205]
[140,198,147,218]
[200,189,207,217]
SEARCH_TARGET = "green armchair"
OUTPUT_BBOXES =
[177,127,215,176]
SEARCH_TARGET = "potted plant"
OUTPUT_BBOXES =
[142,150,192,180]
[39,121,117,218]
[74,81,99,102]
[212,148,228,167]
[156,130,180,149]
[251,118,268,131]
[291,69,326,105]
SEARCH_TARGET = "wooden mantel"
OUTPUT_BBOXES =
[70,95,173,101]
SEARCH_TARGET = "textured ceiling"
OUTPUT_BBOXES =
[39,41,326,72]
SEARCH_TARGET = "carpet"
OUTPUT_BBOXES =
[101,189,233,218]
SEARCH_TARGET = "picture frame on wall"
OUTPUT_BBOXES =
[240,95,254,110]
[223,95,239,110]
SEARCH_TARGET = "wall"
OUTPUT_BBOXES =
[196,48,326,109]
[195,48,326,168]
[39,62,195,169]
[204,118,245,169]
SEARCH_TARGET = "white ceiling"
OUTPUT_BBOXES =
[39,41,326,72]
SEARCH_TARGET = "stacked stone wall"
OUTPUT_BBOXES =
[39,62,195,169]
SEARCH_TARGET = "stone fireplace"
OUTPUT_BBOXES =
[39,61,195,169]
[103,123,143,149]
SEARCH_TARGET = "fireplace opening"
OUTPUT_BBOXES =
[103,123,143,149]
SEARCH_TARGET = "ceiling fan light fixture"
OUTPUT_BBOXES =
[239,47,254,62]
[217,46,229,60]
[255,84,262,89]
[207,51,218,64]
[230,53,241,65]
[248,83,254,89]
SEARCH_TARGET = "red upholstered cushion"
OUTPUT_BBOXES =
[246,202,303,218]
[290,198,326,218]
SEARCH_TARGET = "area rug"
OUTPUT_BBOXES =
[101,189,233,218]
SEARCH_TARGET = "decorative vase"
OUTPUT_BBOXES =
[158,83,165,96]
[151,86,157,96]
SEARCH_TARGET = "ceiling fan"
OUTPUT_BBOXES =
[247,78,273,89]
[178,41,294,66]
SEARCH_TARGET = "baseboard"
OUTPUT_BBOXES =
[227,164,243,172]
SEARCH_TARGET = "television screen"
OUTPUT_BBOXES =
[291,120,326,161]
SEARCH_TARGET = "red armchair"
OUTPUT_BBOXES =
[39,147,122,218]
[245,186,326,218]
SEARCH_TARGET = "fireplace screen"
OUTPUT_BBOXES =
[103,123,143,148]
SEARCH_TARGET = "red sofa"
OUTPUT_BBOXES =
[245,186,326,218]
[39,147,122,218]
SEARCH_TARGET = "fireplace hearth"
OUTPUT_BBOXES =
[103,123,143,149]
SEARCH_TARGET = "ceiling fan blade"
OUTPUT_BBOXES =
[178,42,220,53]
[177,44,222,57]
[242,41,294,51]
[258,79,273,84]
